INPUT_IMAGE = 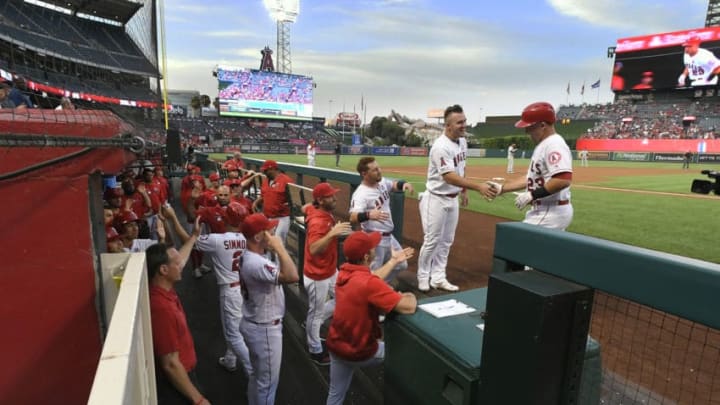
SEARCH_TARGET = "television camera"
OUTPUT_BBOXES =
[691,170,720,195]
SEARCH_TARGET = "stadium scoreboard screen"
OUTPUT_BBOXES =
[613,27,720,93]
[217,67,313,120]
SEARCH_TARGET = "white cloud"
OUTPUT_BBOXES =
[200,31,258,39]
[547,0,706,33]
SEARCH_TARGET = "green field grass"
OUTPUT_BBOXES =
[211,153,720,263]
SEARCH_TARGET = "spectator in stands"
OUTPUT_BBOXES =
[106,227,125,254]
[55,97,75,110]
[146,221,210,405]
[0,82,32,109]
[325,231,417,405]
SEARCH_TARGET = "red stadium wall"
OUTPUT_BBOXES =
[576,138,720,153]
[0,110,135,404]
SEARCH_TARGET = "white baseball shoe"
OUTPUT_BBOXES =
[431,280,459,292]
[418,278,430,292]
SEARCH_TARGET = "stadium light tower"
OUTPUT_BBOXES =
[263,0,299,74]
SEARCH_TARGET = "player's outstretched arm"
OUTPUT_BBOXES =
[393,292,417,315]
[372,247,414,280]
[267,231,299,284]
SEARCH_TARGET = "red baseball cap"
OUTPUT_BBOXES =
[106,226,121,242]
[225,162,238,172]
[103,186,123,200]
[261,160,279,171]
[313,182,340,200]
[209,173,220,181]
[115,210,140,228]
[242,213,279,239]
[343,231,382,261]
[683,35,702,46]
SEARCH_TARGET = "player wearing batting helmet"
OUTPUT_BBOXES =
[489,102,573,231]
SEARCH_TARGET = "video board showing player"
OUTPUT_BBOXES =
[612,27,720,93]
[217,67,314,120]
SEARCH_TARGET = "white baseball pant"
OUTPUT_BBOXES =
[523,204,573,231]
[371,234,407,283]
[326,342,385,405]
[218,284,253,376]
[417,192,459,285]
[304,272,337,354]
[507,157,514,173]
[271,216,290,246]
[240,319,283,405]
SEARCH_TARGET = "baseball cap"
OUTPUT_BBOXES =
[225,162,238,172]
[343,231,382,261]
[683,35,702,46]
[261,160,279,171]
[103,186,123,200]
[209,172,220,181]
[115,210,140,227]
[312,182,340,200]
[106,226,121,242]
[242,213,279,239]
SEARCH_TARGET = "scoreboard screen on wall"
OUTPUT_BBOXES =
[612,27,720,93]
[217,66,314,120]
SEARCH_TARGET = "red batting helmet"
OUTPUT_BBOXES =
[515,102,556,128]
[224,201,249,227]
[683,35,702,46]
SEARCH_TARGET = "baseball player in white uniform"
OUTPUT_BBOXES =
[349,156,414,283]
[307,140,316,166]
[193,202,254,377]
[417,104,497,292]
[678,35,720,87]
[238,213,299,405]
[491,102,573,230]
[507,144,517,174]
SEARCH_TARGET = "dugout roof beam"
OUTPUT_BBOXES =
[706,0,720,27]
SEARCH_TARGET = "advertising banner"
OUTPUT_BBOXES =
[400,147,428,156]
[653,153,686,162]
[613,152,651,161]
[698,154,720,162]
[372,146,400,156]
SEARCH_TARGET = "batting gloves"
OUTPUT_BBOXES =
[514,191,533,210]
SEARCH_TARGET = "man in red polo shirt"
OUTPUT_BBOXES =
[252,160,294,246]
[146,218,210,405]
[303,182,352,365]
[325,231,417,405]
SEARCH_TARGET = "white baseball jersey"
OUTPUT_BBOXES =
[526,133,572,204]
[349,178,395,234]
[508,146,517,159]
[195,232,246,285]
[125,238,155,253]
[685,48,720,85]
[238,250,285,323]
[425,134,467,195]
[307,145,316,158]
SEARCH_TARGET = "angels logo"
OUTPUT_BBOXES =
[549,151,562,165]
[264,264,275,273]
[440,157,447,167]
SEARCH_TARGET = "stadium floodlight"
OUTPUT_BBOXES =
[263,0,299,73]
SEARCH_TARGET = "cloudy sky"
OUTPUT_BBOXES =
[163,0,708,124]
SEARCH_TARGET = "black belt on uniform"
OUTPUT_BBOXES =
[534,199,570,206]
[366,230,392,237]
[247,318,281,326]
[430,191,459,198]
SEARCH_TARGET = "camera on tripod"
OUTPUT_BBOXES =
[691,170,720,195]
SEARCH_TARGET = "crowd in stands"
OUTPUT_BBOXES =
[1,0,156,75]
[218,69,313,104]
[559,100,720,140]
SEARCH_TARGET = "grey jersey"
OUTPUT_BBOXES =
[238,250,285,323]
